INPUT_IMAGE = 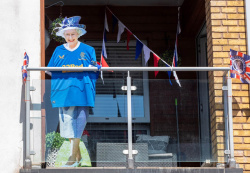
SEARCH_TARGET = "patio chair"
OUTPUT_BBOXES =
[96,136,177,167]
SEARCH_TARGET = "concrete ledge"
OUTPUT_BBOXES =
[20,167,243,173]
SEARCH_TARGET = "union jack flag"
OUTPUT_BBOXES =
[230,49,250,84]
[22,52,29,83]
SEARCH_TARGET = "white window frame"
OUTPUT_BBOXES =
[80,39,150,123]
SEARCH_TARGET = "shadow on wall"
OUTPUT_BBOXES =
[232,97,250,121]
[19,83,26,167]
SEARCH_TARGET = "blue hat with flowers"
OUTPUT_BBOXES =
[55,16,87,38]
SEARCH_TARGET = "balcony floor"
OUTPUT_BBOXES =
[20,167,243,173]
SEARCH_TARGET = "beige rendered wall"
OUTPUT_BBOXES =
[0,0,41,172]
[205,0,249,172]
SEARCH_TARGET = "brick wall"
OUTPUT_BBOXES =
[205,0,249,171]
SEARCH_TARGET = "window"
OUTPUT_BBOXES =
[80,40,150,123]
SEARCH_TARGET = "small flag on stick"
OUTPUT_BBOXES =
[22,52,29,83]
[230,49,250,84]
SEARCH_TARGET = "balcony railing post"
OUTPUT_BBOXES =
[223,75,229,163]
[24,70,32,169]
[127,71,134,169]
[227,71,236,168]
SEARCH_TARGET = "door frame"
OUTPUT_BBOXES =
[40,0,46,164]
[196,22,212,164]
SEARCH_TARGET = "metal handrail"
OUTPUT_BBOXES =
[27,66,231,71]
[24,66,235,169]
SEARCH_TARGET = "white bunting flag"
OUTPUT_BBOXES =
[102,38,107,58]
[117,21,125,43]
[105,12,109,32]
[173,71,181,87]
[143,45,151,65]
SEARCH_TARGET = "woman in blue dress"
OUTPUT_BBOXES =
[48,16,99,167]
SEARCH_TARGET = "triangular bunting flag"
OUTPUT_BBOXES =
[101,55,110,68]
[117,21,125,43]
[100,54,112,84]
[105,12,109,32]
[143,45,151,65]
[173,7,181,67]
[173,45,178,67]
[127,30,132,50]
[112,14,118,32]
[153,53,160,77]
[173,71,181,87]
[104,29,107,43]
[165,64,172,85]
[135,40,143,60]
[177,7,181,34]
[101,54,113,72]
[171,7,181,87]
[102,38,107,58]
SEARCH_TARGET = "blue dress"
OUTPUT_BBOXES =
[48,42,99,138]
[48,42,99,108]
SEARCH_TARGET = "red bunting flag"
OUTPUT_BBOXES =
[101,55,109,67]
[127,30,132,50]
[153,53,160,77]
[101,55,113,72]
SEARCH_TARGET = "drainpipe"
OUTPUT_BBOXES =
[223,75,229,164]
[245,0,250,109]
[245,0,250,54]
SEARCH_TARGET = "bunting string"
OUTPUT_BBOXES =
[106,7,171,67]
[103,6,181,86]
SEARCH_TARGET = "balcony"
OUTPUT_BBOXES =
[20,67,243,173]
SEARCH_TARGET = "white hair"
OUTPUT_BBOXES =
[75,28,83,38]
[62,28,83,38]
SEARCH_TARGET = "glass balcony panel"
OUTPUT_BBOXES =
[132,78,226,166]
[29,71,228,168]
[36,78,131,167]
